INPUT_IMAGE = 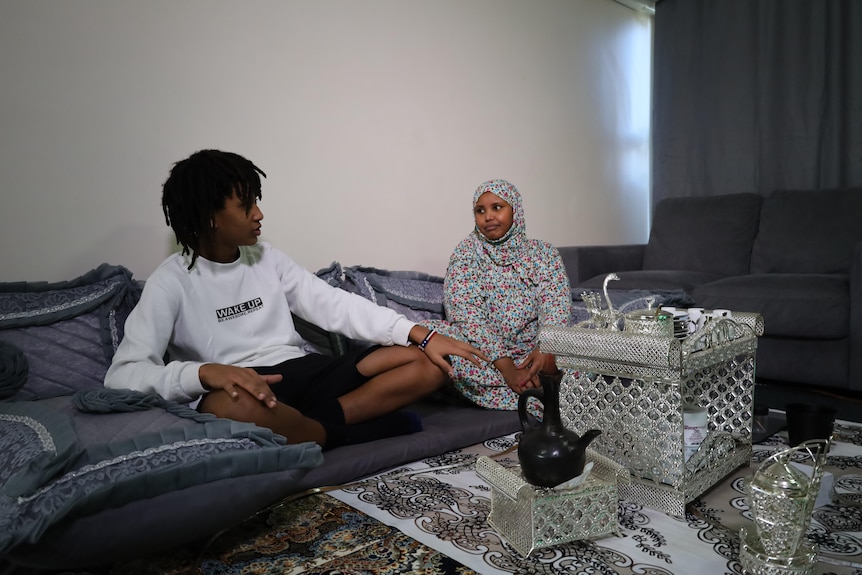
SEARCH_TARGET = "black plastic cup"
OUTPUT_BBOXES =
[785,403,836,446]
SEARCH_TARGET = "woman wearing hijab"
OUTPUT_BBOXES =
[423,179,572,410]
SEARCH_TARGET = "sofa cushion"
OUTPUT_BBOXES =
[692,274,849,339]
[755,337,848,389]
[643,193,763,277]
[0,264,141,401]
[580,269,722,292]
[750,188,862,274]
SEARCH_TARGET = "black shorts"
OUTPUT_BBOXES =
[253,346,380,413]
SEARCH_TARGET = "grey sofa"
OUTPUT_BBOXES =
[0,264,520,570]
[558,188,862,394]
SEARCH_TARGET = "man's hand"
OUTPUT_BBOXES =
[198,363,282,408]
[413,328,488,379]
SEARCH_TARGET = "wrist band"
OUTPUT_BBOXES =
[418,330,437,352]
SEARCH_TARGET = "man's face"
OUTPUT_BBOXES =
[204,191,263,262]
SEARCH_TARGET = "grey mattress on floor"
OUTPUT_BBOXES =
[5,397,521,570]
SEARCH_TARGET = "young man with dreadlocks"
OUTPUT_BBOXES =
[105,149,488,449]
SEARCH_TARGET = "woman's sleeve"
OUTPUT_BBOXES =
[442,247,509,361]
[538,244,573,327]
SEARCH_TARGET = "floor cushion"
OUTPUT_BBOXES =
[2,392,323,569]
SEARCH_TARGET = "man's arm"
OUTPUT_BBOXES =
[104,278,205,403]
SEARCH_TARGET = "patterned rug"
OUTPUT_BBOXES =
[51,492,477,575]
[329,423,862,575]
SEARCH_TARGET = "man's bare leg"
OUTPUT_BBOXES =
[339,345,447,424]
[198,346,447,446]
[199,388,327,445]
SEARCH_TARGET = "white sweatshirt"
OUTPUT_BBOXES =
[104,243,415,403]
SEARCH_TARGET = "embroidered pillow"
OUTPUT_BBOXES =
[341,266,445,322]
[0,264,142,401]
[314,261,344,287]
[0,401,81,499]
[0,341,29,399]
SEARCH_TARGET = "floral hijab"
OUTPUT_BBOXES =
[470,179,527,268]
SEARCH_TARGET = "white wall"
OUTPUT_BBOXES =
[0,0,652,282]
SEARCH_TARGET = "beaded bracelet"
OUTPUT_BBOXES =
[417,330,437,352]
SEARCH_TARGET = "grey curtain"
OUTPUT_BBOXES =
[652,0,862,204]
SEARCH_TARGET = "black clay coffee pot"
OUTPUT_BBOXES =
[517,371,602,488]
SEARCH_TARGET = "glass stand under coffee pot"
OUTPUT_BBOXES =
[740,438,831,575]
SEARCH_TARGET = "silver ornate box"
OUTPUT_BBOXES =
[540,312,763,517]
[476,450,628,557]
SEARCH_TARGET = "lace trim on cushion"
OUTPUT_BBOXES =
[0,414,57,456]
[0,278,124,323]
[16,437,257,504]
[0,437,269,551]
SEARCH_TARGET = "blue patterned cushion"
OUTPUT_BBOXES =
[0,264,142,400]
[342,266,445,322]
[0,341,28,399]
[0,401,81,499]
[314,261,344,287]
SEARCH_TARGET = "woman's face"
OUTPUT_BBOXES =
[474,191,514,241]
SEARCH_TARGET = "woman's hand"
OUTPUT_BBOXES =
[516,349,558,388]
[198,363,282,408]
[493,357,538,394]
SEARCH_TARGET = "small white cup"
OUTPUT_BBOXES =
[687,307,705,333]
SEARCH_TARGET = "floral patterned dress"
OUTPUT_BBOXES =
[423,180,571,410]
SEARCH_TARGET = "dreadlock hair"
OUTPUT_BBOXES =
[161,150,267,269]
